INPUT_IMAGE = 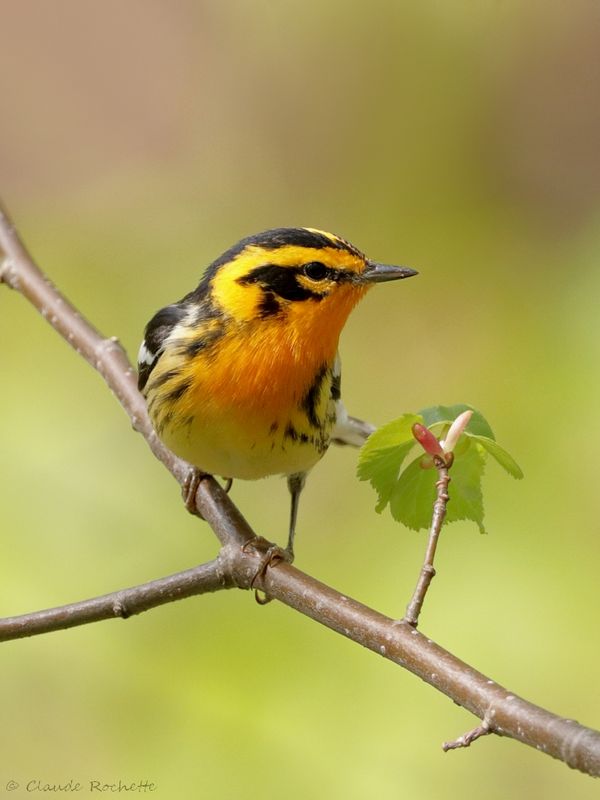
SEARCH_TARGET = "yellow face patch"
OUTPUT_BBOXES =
[210,237,368,323]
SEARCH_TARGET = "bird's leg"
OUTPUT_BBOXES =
[223,478,233,493]
[242,473,305,604]
[286,472,306,562]
[182,467,209,517]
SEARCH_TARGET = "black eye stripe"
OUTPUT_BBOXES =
[238,264,323,301]
[237,262,357,302]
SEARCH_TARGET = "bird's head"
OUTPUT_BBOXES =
[197,227,417,355]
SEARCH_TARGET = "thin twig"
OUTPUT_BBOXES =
[404,457,450,626]
[443,721,492,752]
[1,200,600,778]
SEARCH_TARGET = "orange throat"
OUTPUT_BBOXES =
[187,283,367,421]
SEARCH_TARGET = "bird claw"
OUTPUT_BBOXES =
[242,537,293,604]
[182,468,208,517]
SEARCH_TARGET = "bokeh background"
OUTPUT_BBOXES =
[1,1,600,797]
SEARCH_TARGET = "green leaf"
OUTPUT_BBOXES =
[357,413,421,512]
[445,441,486,533]
[359,403,522,534]
[469,435,524,479]
[420,404,495,440]
[389,438,487,533]
[388,455,437,530]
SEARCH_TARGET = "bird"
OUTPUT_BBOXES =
[138,227,417,561]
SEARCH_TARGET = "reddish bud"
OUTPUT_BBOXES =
[412,423,444,456]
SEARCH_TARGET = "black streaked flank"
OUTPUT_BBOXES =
[146,368,181,391]
[314,431,329,455]
[284,423,310,444]
[302,364,329,429]
[185,338,211,358]
[184,327,225,358]
[165,378,193,403]
[156,410,174,437]
[331,370,341,401]
[151,368,181,388]
[285,423,299,442]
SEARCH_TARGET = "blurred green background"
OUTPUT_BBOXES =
[1,1,600,797]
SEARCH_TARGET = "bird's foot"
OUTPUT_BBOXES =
[242,536,293,604]
[182,468,209,517]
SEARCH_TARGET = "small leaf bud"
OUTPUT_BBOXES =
[441,410,473,453]
[412,423,444,456]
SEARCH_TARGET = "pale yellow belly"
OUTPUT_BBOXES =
[160,411,328,479]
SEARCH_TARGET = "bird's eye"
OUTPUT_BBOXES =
[303,262,328,281]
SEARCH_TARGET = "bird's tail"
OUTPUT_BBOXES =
[332,403,376,448]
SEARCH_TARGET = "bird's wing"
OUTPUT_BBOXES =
[137,303,187,392]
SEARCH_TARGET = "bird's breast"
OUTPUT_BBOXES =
[153,320,338,479]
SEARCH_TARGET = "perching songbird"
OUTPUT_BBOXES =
[138,228,417,559]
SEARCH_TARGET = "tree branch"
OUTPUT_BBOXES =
[1,200,599,778]
[0,558,233,641]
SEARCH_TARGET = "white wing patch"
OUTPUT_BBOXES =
[137,340,156,367]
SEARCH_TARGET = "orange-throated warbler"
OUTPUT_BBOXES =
[138,228,417,559]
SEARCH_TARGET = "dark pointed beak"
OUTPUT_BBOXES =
[361,262,419,283]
